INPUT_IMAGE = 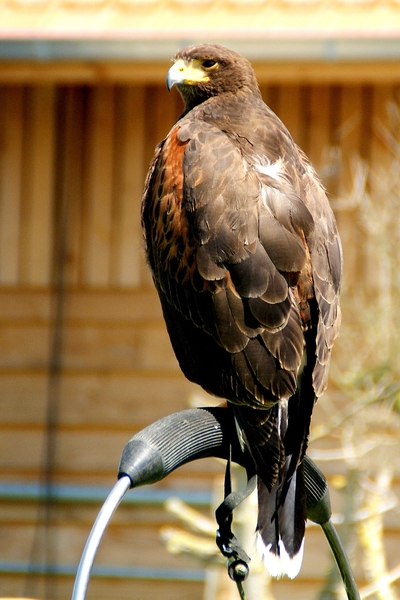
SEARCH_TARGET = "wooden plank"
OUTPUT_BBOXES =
[0,517,364,583]
[0,502,179,529]
[111,86,146,287]
[370,85,394,176]
[0,289,162,322]
[0,372,206,429]
[299,87,312,154]
[338,85,363,197]
[358,86,374,164]
[0,289,52,321]
[0,374,47,425]
[144,85,176,166]
[141,85,179,287]
[271,579,336,600]
[56,87,86,287]
[261,85,280,116]
[365,85,395,351]
[0,86,24,285]
[0,324,50,370]
[0,428,226,483]
[308,86,331,170]
[59,321,176,372]
[0,321,177,372]
[64,289,163,322]
[334,86,364,292]
[320,86,342,198]
[0,61,172,85]
[0,575,203,600]
[395,85,400,107]
[0,521,201,571]
[253,61,400,85]
[365,84,393,296]
[1,61,400,85]
[277,85,302,145]
[332,86,373,294]
[81,86,115,286]
[19,86,56,286]
[2,497,400,573]
[0,430,45,474]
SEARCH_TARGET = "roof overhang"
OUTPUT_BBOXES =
[0,36,400,63]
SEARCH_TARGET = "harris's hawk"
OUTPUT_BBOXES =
[142,44,342,579]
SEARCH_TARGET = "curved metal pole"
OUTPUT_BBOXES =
[303,454,360,600]
[321,520,360,600]
[70,407,360,600]
[71,476,131,600]
[71,408,231,600]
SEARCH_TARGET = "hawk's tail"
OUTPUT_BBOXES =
[255,458,306,579]
[232,402,309,579]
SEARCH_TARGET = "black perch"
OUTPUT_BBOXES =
[71,407,360,600]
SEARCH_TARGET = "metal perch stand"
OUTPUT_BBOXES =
[71,407,360,600]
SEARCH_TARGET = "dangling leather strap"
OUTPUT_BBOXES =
[215,446,257,565]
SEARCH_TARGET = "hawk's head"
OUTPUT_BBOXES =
[167,44,260,110]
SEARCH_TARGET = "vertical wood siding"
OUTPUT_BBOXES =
[1,83,399,289]
[0,82,399,599]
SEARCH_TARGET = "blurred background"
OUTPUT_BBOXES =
[0,3,400,600]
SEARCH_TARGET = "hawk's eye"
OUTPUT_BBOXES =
[202,59,218,70]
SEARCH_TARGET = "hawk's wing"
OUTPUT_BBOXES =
[300,158,342,395]
[142,117,341,408]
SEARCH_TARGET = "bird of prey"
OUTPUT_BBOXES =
[141,44,342,579]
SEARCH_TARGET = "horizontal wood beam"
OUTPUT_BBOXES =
[0,60,400,85]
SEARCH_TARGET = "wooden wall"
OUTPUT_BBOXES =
[1,82,398,288]
[0,80,399,599]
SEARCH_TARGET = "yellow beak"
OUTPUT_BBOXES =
[166,59,210,90]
